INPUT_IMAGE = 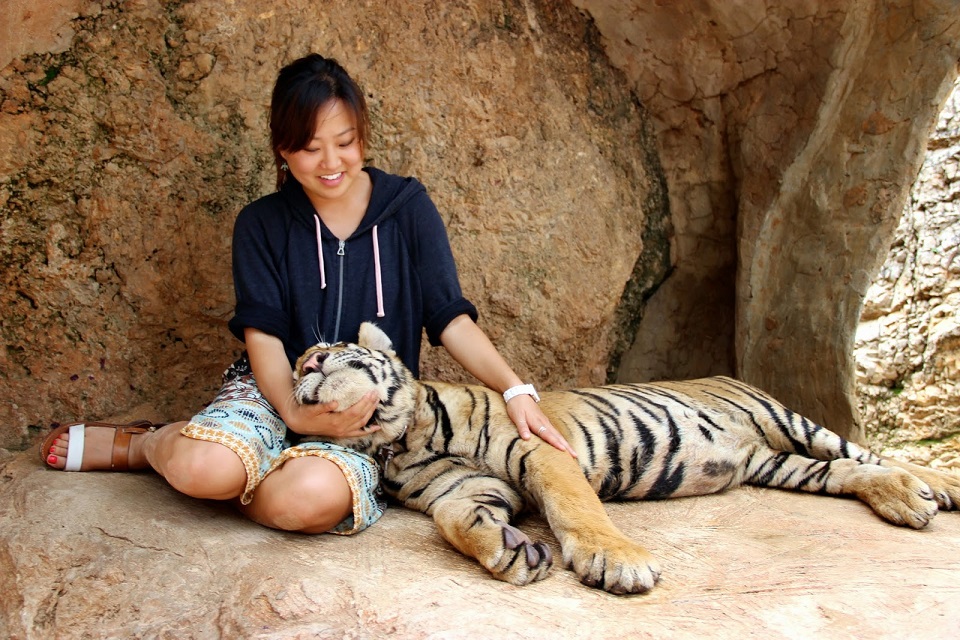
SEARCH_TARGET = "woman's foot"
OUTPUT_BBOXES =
[41,421,159,471]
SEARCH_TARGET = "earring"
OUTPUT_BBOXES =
[281,162,289,171]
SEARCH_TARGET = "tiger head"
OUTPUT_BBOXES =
[292,322,418,453]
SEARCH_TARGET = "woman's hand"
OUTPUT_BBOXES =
[439,315,578,458]
[243,328,380,439]
[286,390,381,438]
[505,394,577,458]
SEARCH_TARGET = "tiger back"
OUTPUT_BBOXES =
[294,322,960,595]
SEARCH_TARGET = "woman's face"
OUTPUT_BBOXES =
[280,99,365,211]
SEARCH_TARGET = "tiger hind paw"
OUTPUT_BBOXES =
[852,466,939,529]
[904,465,960,512]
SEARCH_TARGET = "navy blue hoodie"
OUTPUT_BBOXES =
[228,167,477,377]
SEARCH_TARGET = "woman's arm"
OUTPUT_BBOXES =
[439,315,576,457]
[244,327,379,437]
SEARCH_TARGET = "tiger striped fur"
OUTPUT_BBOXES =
[293,322,960,595]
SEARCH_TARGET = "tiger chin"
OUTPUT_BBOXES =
[292,322,960,595]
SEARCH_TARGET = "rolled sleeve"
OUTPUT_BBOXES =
[425,299,478,346]
[409,193,478,345]
[229,204,290,344]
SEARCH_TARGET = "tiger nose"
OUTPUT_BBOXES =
[302,352,327,375]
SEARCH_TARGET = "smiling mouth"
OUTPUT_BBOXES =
[320,172,343,181]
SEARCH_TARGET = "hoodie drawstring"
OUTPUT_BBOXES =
[314,215,326,289]
[372,224,385,318]
[314,215,384,318]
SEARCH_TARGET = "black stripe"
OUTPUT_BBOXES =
[628,414,656,487]
[749,451,790,485]
[698,410,725,432]
[646,407,685,499]
[472,392,492,459]
[503,439,519,484]
[422,386,454,451]
[423,471,487,512]
[475,492,515,517]
[597,410,625,500]
[517,450,532,490]
[571,415,597,469]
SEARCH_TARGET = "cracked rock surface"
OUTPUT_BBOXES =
[857,81,960,470]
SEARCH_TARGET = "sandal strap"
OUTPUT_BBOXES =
[108,423,157,470]
[44,420,160,472]
[111,428,133,471]
[63,424,86,472]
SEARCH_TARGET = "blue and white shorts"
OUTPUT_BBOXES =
[180,357,385,535]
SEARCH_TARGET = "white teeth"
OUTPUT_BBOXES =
[321,173,342,180]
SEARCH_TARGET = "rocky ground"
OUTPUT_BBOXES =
[3,447,960,639]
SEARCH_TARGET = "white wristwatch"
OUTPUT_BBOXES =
[502,383,540,403]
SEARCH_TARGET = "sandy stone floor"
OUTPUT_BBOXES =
[2,448,959,639]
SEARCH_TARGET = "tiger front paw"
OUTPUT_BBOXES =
[486,520,553,585]
[562,534,661,595]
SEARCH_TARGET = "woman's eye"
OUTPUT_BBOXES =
[339,138,356,148]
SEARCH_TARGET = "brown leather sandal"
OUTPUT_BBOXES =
[40,420,160,471]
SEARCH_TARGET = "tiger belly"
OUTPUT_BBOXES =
[548,387,757,502]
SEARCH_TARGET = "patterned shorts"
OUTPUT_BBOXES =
[180,357,385,535]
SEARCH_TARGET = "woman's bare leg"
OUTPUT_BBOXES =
[46,423,352,532]
[238,456,353,533]
[46,422,248,500]
[141,423,248,500]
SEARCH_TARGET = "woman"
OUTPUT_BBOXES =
[42,53,574,535]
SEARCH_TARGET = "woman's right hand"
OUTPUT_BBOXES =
[287,390,381,438]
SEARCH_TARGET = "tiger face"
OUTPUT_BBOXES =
[291,322,960,596]
[292,323,418,450]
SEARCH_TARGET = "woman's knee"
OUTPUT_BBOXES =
[161,436,247,500]
[247,458,353,533]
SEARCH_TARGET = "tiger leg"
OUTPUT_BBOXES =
[770,421,960,512]
[393,458,553,586]
[523,445,661,595]
[745,448,939,528]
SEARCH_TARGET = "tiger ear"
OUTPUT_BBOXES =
[358,322,394,352]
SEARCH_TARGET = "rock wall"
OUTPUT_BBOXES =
[0,0,667,448]
[578,0,960,441]
[857,80,960,469]
[3,0,959,449]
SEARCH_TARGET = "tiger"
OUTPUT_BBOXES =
[292,322,960,595]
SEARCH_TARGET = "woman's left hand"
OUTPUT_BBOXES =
[505,394,577,458]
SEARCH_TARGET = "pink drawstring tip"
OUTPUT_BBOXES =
[372,224,385,318]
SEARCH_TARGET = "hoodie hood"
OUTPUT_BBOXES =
[279,167,427,237]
